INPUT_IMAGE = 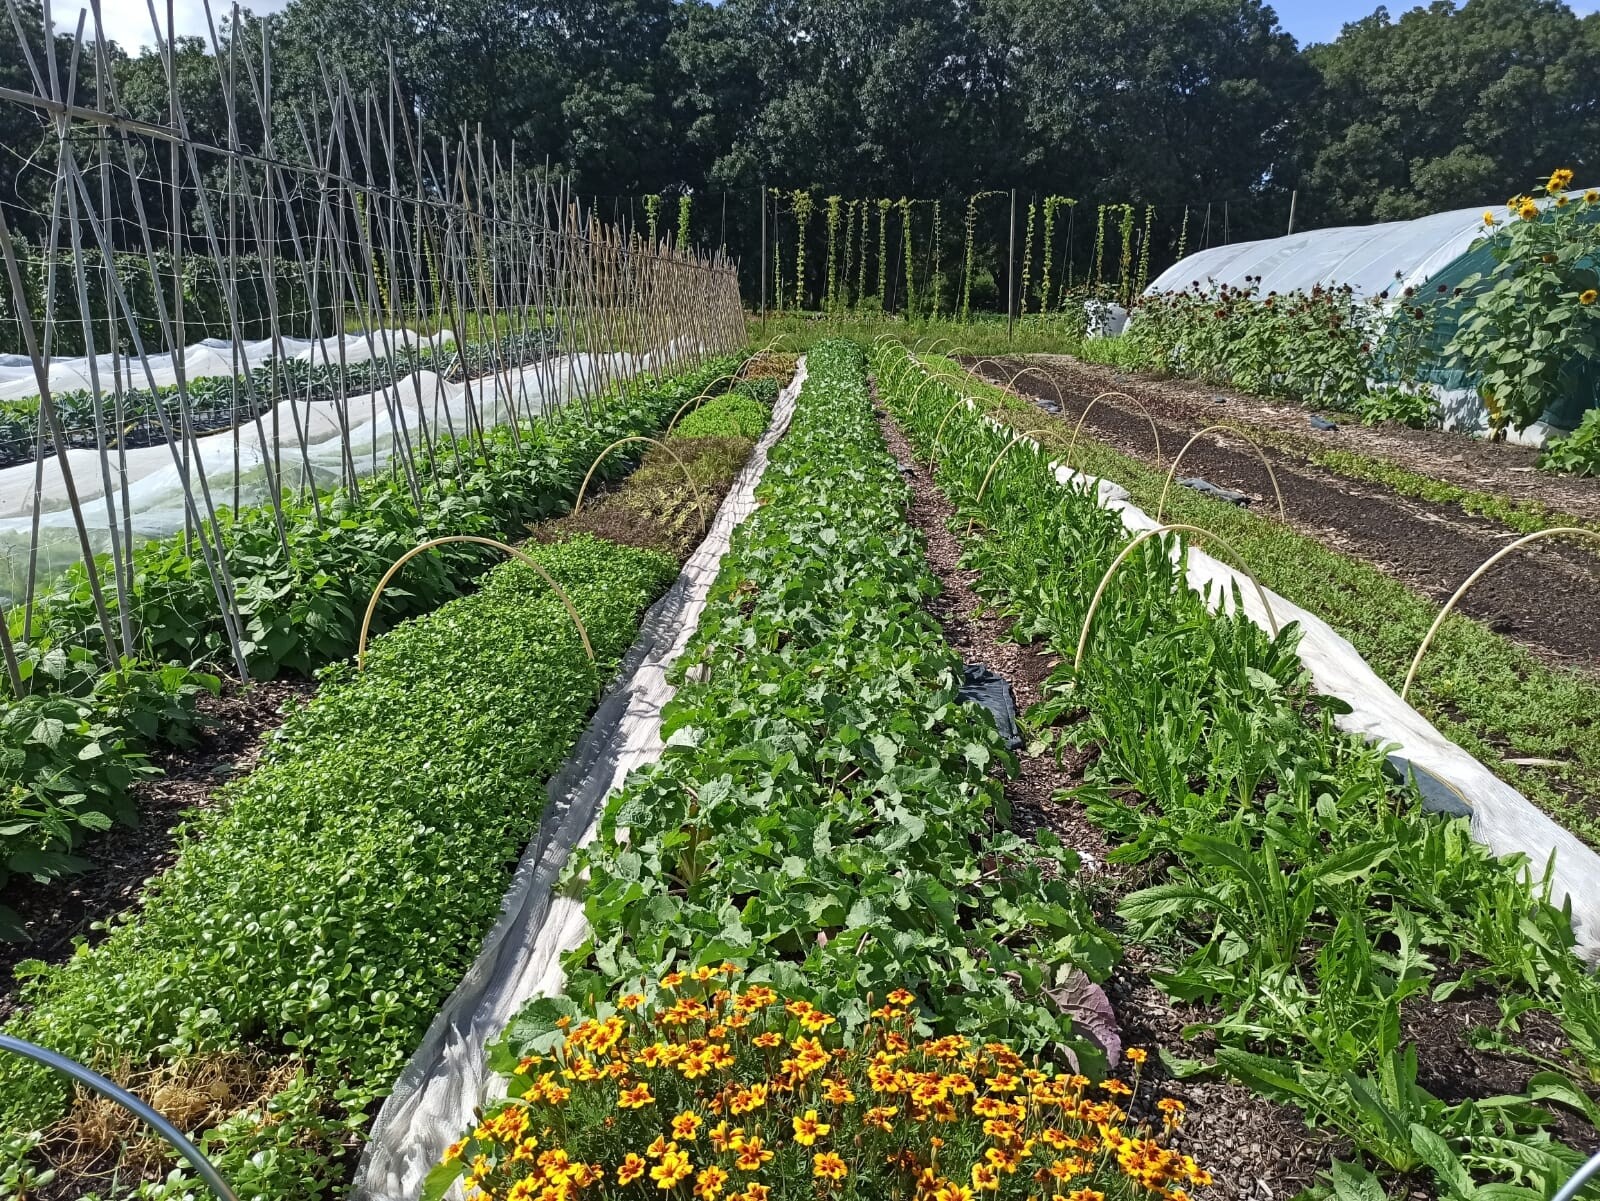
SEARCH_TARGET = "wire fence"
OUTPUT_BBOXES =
[0,0,744,680]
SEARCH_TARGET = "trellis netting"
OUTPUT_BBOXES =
[1143,195,1600,437]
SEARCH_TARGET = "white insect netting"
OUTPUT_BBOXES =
[0,334,698,597]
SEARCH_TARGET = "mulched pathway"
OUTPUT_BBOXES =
[968,357,1600,675]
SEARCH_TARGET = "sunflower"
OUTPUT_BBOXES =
[1519,199,1540,221]
[1549,167,1576,193]
[1581,290,1598,306]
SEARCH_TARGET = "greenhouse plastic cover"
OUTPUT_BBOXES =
[352,361,806,1201]
[0,334,695,598]
[1144,202,1501,300]
[961,405,1600,959]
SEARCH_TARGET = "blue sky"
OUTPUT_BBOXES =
[1275,0,1600,45]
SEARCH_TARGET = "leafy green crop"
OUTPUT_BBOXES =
[1,534,677,1194]
[673,378,777,439]
[498,340,1118,1085]
[875,345,1600,1198]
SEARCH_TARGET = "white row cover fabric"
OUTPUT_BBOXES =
[0,328,457,403]
[1145,202,1504,302]
[0,343,695,599]
[351,360,807,1201]
[964,404,1600,959]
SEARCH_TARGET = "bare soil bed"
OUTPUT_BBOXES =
[968,357,1600,674]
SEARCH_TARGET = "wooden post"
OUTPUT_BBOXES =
[1006,187,1017,340]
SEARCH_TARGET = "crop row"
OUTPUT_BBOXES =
[0,329,558,466]
[1,357,745,940]
[875,346,1600,1199]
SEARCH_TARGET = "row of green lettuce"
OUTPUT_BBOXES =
[487,339,1120,1102]
[0,358,748,940]
[875,346,1600,1201]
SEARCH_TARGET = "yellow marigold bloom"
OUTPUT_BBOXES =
[651,1148,694,1190]
[751,1032,782,1048]
[1126,1048,1148,1066]
[1581,289,1598,305]
[617,1082,656,1109]
[672,1111,703,1141]
[507,1181,537,1201]
[443,1139,467,1162]
[733,1136,775,1171]
[792,1109,831,1146]
[619,993,645,1011]
[646,1134,672,1159]
[985,1147,1023,1175]
[618,1154,648,1185]
[887,988,915,1005]
[709,1122,742,1153]
[943,1073,977,1096]
[1520,199,1540,221]
[738,1187,770,1201]
[863,1104,898,1132]
[661,971,686,989]
[1098,1078,1132,1097]
[1066,1191,1106,1201]
[694,1165,730,1199]
[813,1152,849,1182]
[823,1079,856,1104]
[971,1163,1002,1192]
[937,1186,976,1201]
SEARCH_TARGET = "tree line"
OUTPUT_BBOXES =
[3,0,1598,308]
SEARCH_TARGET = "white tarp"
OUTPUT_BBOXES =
[350,360,805,1201]
[963,402,1600,958]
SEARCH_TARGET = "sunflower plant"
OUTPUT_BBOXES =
[1447,167,1600,434]
[431,968,1214,1201]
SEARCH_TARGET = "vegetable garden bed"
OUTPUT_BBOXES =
[875,345,1600,1200]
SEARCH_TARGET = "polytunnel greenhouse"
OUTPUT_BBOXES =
[1144,197,1600,434]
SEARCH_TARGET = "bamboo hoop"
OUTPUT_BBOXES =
[1156,424,1285,523]
[922,337,967,359]
[357,535,594,671]
[966,428,1067,535]
[1066,391,1163,468]
[911,370,957,411]
[970,356,1010,382]
[1074,523,1280,671]
[1005,364,1064,408]
[575,436,709,532]
[666,383,741,435]
[1401,527,1600,702]
[974,429,1068,506]
[931,395,986,467]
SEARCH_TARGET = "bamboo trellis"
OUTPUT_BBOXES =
[0,0,744,684]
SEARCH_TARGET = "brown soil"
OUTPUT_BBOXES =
[876,379,1600,1196]
[0,678,311,1020]
[1027,353,1600,523]
[968,357,1600,674]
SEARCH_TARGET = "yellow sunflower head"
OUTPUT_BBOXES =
[1581,289,1598,306]
[1519,199,1541,221]
[1548,167,1575,193]
[1483,210,1497,226]
[1587,190,1600,204]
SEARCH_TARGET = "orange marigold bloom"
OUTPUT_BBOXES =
[672,1111,703,1141]
[738,1188,770,1201]
[1065,1192,1106,1201]
[1126,1048,1147,1066]
[751,1032,783,1048]
[619,993,646,1010]
[863,1105,898,1132]
[618,1154,648,1185]
[936,1186,975,1201]
[813,1152,849,1183]
[1098,1079,1132,1097]
[709,1122,742,1153]
[661,971,686,989]
[651,1148,693,1190]
[443,1139,467,1162]
[792,1109,831,1146]
[887,988,915,1005]
[824,1079,856,1104]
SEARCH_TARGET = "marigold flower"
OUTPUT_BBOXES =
[646,1135,672,1158]
[661,971,686,989]
[734,1136,775,1170]
[813,1152,849,1182]
[792,1109,831,1145]
[618,1154,648,1185]
[936,1186,975,1201]
[863,1105,898,1132]
[694,1165,730,1199]
[618,1082,656,1109]
[1066,1191,1106,1201]
[887,988,915,1005]
[738,1187,770,1201]
[443,1139,467,1162]
[619,993,645,1011]
[1126,1048,1148,1066]
[672,1111,703,1140]
[651,1148,693,1190]
[752,1032,783,1048]
[971,1163,1002,1192]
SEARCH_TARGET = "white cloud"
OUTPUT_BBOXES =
[77,0,292,54]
